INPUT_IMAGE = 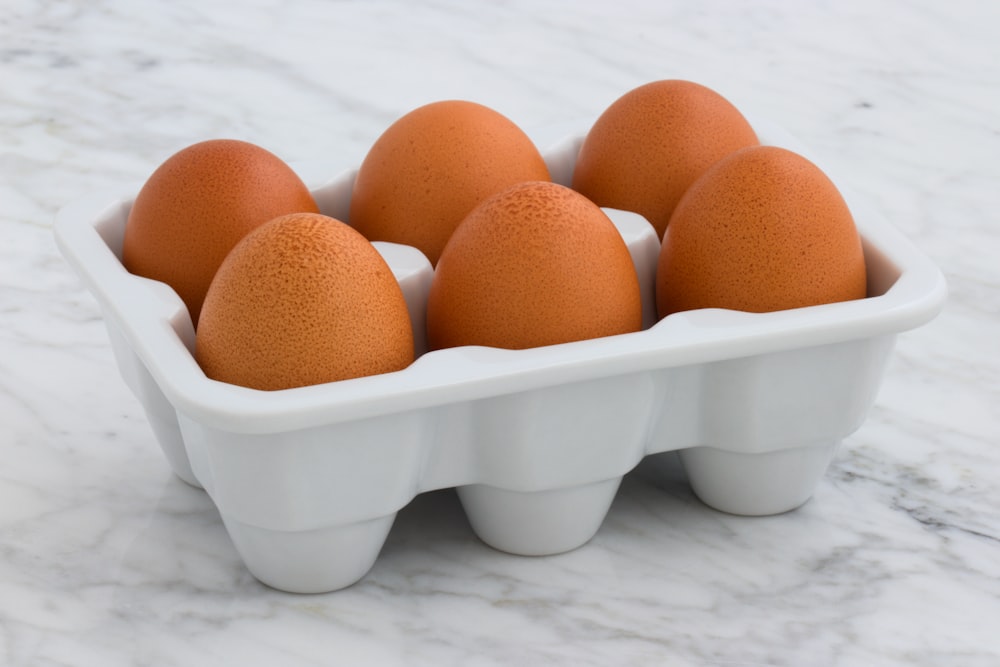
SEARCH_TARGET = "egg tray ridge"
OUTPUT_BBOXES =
[54,120,946,593]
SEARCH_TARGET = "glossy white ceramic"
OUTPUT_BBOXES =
[53,121,946,593]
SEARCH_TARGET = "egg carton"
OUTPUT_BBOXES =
[54,120,946,593]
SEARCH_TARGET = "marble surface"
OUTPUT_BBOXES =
[2,0,998,664]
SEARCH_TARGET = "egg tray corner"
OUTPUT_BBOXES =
[54,121,946,593]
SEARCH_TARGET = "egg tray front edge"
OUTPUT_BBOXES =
[54,122,947,593]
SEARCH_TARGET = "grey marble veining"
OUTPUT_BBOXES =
[2,0,998,665]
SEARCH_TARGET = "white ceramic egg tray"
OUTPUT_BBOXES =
[55,120,946,593]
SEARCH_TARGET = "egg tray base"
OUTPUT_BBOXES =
[54,121,946,593]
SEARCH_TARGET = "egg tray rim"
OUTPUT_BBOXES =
[53,121,947,436]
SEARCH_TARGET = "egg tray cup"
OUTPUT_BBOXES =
[55,120,946,593]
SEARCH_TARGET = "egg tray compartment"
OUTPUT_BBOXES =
[55,121,946,593]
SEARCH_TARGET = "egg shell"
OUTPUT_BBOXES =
[195,212,414,391]
[572,79,759,239]
[656,145,868,316]
[427,181,642,351]
[122,139,318,325]
[349,100,551,265]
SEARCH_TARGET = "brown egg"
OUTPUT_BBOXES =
[349,100,551,265]
[196,212,413,391]
[656,145,867,317]
[572,79,759,239]
[123,139,318,325]
[427,181,642,351]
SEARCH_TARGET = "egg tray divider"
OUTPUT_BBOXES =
[54,120,946,593]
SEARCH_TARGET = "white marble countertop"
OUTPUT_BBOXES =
[3,1,998,665]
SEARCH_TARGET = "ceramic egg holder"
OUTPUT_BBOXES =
[54,120,946,593]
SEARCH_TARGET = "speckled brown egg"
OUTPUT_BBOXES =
[426,181,642,351]
[349,100,551,265]
[122,139,318,325]
[572,79,759,239]
[656,145,867,316]
[195,212,413,391]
